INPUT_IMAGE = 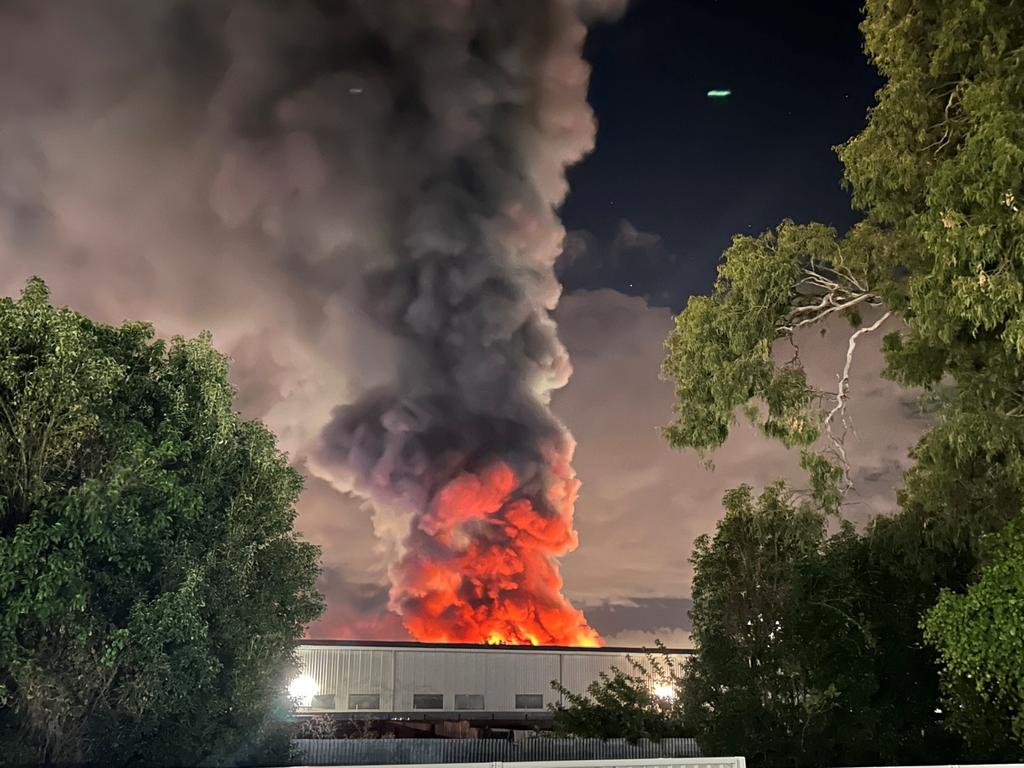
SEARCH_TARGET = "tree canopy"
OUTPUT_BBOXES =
[0,279,323,766]
[661,0,1024,760]
[684,484,863,766]
[684,483,967,765]
[923,516,1024,753]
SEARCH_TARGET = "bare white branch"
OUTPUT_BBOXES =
[772,261,893,497]
[789,294,879,330]
[823,311,893,490]
[777,274,882,336]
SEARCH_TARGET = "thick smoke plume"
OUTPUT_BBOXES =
[0,1,611,644]
[313,1,605,646]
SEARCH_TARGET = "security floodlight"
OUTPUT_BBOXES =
[653,682,677,700]
[288,674,319,707]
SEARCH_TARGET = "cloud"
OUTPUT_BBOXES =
[601,628,693,650]
[576,0,631,23]
[304,568,406,641]
[551,289,925,631]
[582,597,692,636]
[558,219,688,309]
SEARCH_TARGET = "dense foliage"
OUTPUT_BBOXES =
[0,279,323,766]
[685,484,964,765]
[923,516,1024,753]
[551,646,688,743]
[662,0,1024,762]
[685,485,863,765]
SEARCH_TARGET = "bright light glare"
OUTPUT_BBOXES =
[653,683,677,700]
[288,674,319,706]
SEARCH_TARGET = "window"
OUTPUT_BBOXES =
[311,693,336,709]
[454,694,484,710]
[412,693,444,709]
[348,693,381,710]
[515,694,544,709]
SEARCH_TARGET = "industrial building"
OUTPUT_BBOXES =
[292,640,692,736]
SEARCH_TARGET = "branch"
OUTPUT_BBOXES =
[778,263,882,337]
[771,261,893,499]
[924,87,961,155]
[787,294,881,331]
[823,311,892,490]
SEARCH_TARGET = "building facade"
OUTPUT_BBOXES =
[293,640,692,733]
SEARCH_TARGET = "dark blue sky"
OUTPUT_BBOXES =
[559,0,883,310]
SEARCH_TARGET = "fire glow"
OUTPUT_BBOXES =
[391,461,602,647]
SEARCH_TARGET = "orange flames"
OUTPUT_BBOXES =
[391,461,602,647]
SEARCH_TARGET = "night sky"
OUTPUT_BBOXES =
[560,0,883,311]
[544,0,906,644]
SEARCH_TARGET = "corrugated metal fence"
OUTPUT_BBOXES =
[292,737,702,766]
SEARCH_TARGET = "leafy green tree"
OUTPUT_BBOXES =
[661,220,879,461]
[683,483,962,767]
[684,484,836,766]
[662,0,1024,484]
[923,515,1024,755]
[550,646,688,743]
[661,0,1024,757]
[0,279,323,766]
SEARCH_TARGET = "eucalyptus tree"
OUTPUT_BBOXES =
[663,0,1024,757]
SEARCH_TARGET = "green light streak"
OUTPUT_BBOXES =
[707,89,732,98]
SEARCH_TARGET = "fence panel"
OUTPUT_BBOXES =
[291,737,711,766]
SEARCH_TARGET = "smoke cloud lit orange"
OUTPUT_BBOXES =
[392,461,601,646]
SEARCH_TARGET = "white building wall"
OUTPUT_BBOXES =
[394,649,490,711]
[296,645,396,711]
[294,643,690,714]
[561,650,683,695]
[561,651,630,695]
[483,650,560,711]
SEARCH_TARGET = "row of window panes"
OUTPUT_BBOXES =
[328,693,545,710]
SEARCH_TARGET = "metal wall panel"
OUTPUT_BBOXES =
[560,652,629,698]
[550,651,683,700]
[395,650,491,711]
[484,651,561,711]
[297,646,394,712]
[294,646,339,711]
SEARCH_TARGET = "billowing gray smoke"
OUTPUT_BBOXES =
[0,0,621,644]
